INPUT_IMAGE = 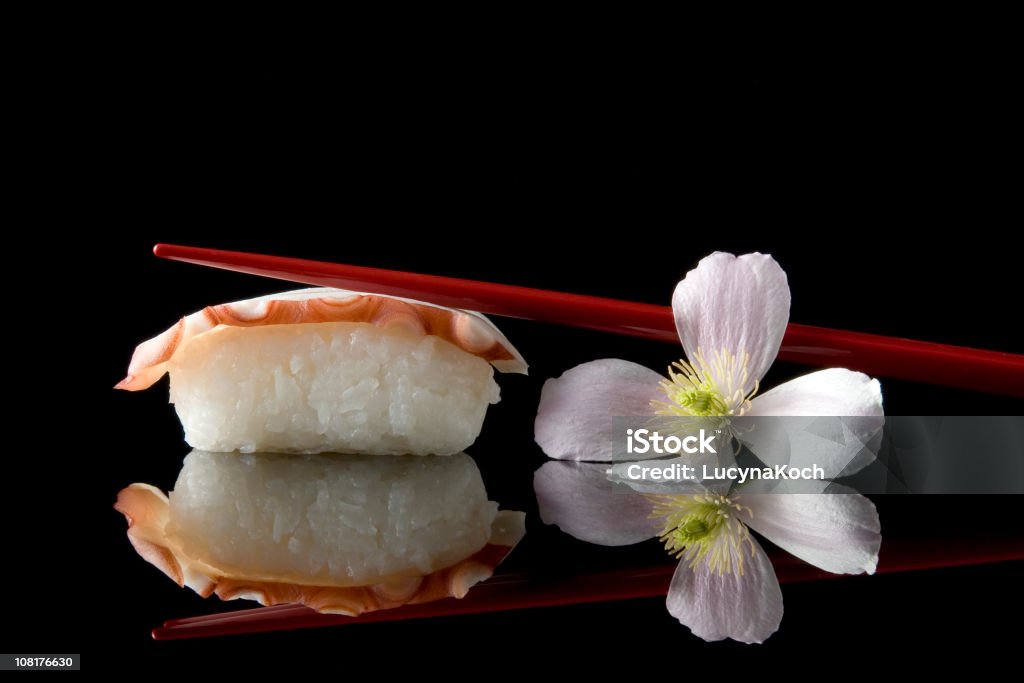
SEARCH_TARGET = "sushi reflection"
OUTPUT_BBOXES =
[116,450,525,615]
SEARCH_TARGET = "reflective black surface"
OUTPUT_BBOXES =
[20,54,1024,672]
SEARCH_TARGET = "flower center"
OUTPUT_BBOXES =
[670,385,730,417]
[653,349,757,417]
[647,492,755,576]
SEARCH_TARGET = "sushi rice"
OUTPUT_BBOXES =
[169,322,500,455]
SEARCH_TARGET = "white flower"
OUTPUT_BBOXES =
[532,252,884,643]
[535,252,885,474]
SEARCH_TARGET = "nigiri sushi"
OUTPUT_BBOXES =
[116,288,527,455]
[115,450,525,614]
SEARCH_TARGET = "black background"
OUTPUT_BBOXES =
[13,51,1024,672]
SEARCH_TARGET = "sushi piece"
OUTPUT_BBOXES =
[116,288,527,455]
[115,450,526,615]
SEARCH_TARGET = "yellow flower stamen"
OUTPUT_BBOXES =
[652,348,758,417]
[647,492,755,576]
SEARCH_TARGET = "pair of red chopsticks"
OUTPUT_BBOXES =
[154,244,1024,397]
[147,244,1024,640]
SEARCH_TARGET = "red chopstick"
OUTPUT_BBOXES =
[153,244,1024,397]
[152,536,1024,640]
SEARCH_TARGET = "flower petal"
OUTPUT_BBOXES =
[743,369,884,478]
[672,252,789,394]
[748,368,883,417]
[666,537,783,644]
[533,461,658,546]
[742,493,881,574]
[535,359,664,461]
